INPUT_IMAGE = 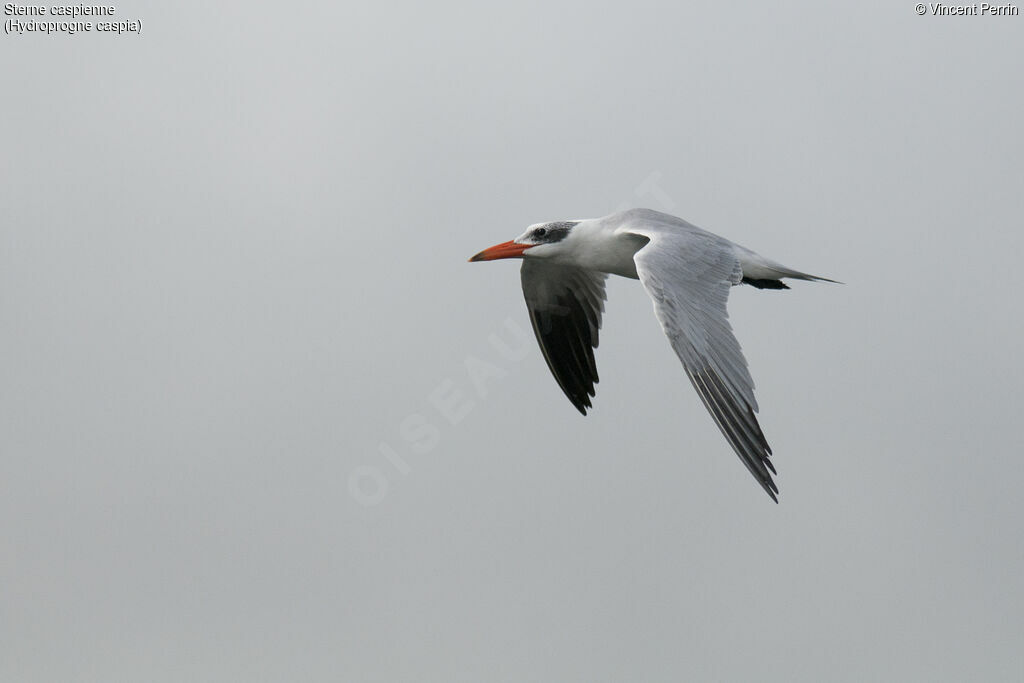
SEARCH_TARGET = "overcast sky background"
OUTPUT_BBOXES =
[2,1,1023,681]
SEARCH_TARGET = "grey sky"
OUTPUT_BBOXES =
[2,1,1023,681]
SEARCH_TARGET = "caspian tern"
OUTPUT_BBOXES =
[469,208,837,501]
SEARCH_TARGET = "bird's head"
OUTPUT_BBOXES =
[468,221,579,262]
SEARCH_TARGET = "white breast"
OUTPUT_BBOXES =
[557,220,648,279]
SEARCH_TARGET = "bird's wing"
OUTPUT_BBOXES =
[520,260,608,415]
[623,221,779,501]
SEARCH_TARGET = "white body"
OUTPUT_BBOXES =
[522,208,819,283]
[473,208,834,501]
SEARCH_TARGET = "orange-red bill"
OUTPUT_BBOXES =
[468,240,534,262]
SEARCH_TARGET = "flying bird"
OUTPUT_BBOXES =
[469,208,837,501]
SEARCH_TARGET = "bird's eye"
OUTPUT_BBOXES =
[535,228,547,238]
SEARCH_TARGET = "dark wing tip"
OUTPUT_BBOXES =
[687,367,780,502]
[527,291,601,416]
[742,277,790,290]
[562,374,596,416]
